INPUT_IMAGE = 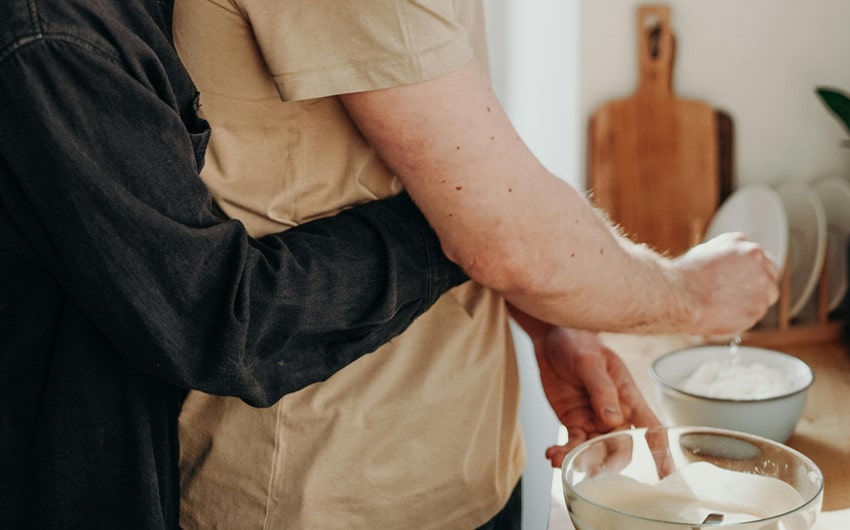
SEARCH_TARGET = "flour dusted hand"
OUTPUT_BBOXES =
[672,232,781,336]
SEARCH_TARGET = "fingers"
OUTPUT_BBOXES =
[741,244,781,322]
[556,434,635,475]
[568,332,631,427]
[760,250,782,306]
[746,242,781,293]
[761,249,781,282]
[602,348,659,429]
[545,445,569,469]
[541,330,664,472]
[547,428,587,468]
[577,350,624,428]
[645,427,675,480]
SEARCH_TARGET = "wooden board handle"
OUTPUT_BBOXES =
[637,4,674,96]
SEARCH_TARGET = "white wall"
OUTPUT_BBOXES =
[487,1,582,187]
[580,0,850,187]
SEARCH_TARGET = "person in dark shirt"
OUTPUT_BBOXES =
[0,0,467,527]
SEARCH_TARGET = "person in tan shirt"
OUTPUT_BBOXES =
[173,1,779,528]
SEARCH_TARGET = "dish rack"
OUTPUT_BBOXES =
[742,249,845,349]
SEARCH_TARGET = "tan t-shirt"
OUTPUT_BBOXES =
[173,1,524,528]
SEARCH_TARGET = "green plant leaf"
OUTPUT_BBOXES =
[816,87,850,136]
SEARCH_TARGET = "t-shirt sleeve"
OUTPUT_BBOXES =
[0,38,466,407]
[239,0,475,100]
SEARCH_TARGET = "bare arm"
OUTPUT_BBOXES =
[341,59,778,336]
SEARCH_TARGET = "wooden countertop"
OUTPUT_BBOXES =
[547,333,850,528]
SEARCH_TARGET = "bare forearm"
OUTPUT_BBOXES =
[486,175,690,333]
[342,59,776,336]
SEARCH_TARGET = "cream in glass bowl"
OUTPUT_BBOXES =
[561,426,823,529]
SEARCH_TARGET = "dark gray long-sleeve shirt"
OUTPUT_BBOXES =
[0,0,466,527]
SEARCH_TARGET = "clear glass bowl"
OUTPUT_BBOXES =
[561,426,823,529]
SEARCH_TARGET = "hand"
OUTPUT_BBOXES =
[538,328,661,468]
[509,307,660,469]
[672,231,781,336]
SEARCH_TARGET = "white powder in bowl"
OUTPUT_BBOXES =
[574,461,805,525]
[679,360,794,400]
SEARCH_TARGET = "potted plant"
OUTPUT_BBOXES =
[816,87,850,147]
[817,87,850,340]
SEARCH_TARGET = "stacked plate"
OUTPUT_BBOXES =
[704,176,850,324]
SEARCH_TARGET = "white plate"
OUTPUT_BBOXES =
[775,181,827,317]
[705,183,789,271]
[811,176,850,310]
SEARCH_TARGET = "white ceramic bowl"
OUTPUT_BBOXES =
[650,345,813,442]
[561,426,824,530]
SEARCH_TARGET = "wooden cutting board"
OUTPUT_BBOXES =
[589,4,720,257]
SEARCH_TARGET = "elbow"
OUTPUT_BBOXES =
[450,238,546,297]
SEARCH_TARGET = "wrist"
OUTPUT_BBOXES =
[663,259,702,335]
